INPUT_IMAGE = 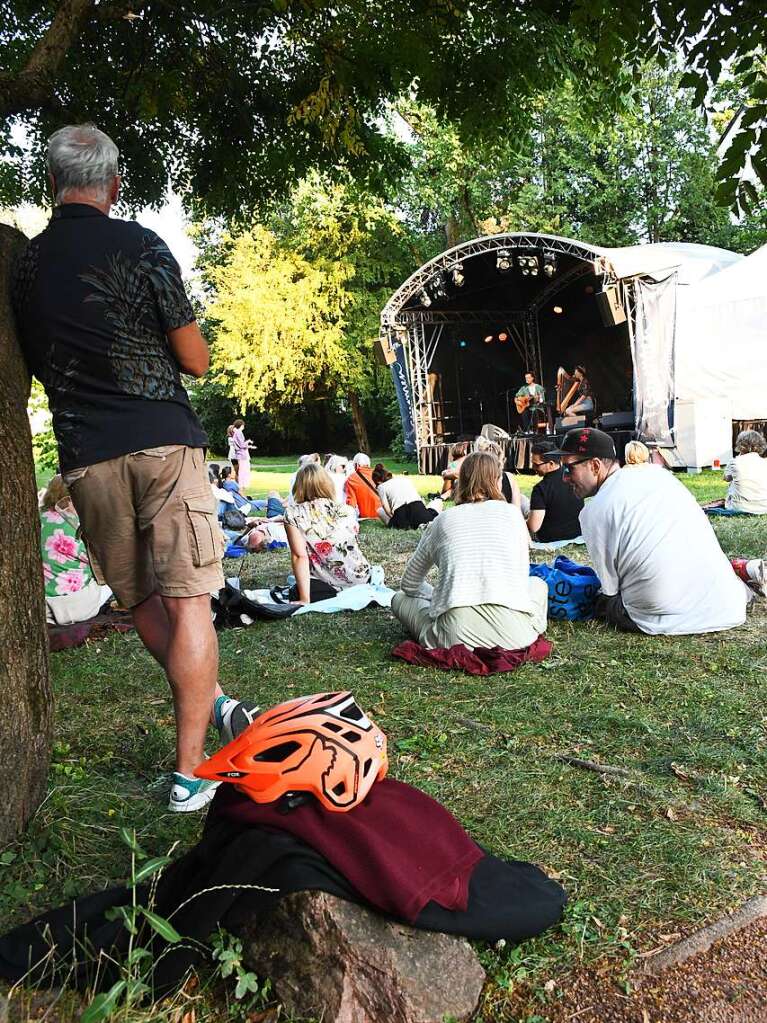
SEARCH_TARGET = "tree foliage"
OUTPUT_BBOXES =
[206,225,349,410]
[203,173,411,435]
[1,2,764,216]
[392,67,765,252]
[0,0,580,215]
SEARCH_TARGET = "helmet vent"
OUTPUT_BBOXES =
[363,758,373,777]
[340,702,364,722]
[342,731,361,743]
[253,741,301,763]
[323,722,343,733]
[332,781,346,796]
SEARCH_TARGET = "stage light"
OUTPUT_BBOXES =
[498,332,508,342]
[451,262,465,287]
[484,334,494,344]
[458,339,468,348]
[542,251,558,278]
[553,305,564,314]
[496,248,512,272]
[419,288,432,307]
[517,253,539,277]
[431,275,450,301]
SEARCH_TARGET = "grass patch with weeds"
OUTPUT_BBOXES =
[4,469,767,1021]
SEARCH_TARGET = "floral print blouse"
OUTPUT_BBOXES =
[283,498,371,591]
[40,503,93,598]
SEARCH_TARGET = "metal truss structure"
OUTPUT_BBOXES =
[380,233,623,463]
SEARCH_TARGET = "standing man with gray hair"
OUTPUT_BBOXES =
[13,124,243,811]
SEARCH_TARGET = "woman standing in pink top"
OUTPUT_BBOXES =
[231,419,255,490]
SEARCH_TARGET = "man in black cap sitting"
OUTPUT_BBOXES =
[551,428,750,635]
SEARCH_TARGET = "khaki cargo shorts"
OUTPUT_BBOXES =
[64,446,224,609]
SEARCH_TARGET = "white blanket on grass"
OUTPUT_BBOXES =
[530,536,586,552]
[242,565,394,615]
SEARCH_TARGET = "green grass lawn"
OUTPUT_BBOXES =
[6,468,767,1021]
[214,452,440,500]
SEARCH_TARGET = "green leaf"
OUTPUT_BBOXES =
[103,905,138,935]
[235,972,260,999]
[740,106,765,129]
[80,980,127,1023]
[133,856,172,884]
[118,827,145,857]
[714,178,738,205]
[126,947,153,967]
[752,156,767,189]
[140,907,182,943]
[739,180,760,210]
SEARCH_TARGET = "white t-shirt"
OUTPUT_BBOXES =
[400,500,532,619]
[377,476,422,518]
[725,452,767,514]
[580,465,748,635]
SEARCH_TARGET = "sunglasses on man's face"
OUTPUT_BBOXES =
[561,458,592,475]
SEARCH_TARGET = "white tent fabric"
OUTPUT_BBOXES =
[600,241,741,285]
[630,274,677,445]
[675,244,767,421]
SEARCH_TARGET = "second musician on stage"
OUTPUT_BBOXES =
[556,365,594,416]
[515,371,546,432]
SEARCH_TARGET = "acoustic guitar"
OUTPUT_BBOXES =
[514,394,532,414]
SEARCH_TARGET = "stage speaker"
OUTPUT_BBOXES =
[598,411,634,430]
[375,334,397,366]
[596,286,626,327]
[556,415,587,430]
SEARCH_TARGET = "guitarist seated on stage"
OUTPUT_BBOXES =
[515,371,547,432]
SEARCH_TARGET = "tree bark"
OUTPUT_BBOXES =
[0,0,94,118]
[348,390,370,453]
[0,225,53,844]
[445,214,460,249]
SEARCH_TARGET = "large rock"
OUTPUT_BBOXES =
[239,891,486,1023]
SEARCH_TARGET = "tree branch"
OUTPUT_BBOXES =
[0,0,95,118]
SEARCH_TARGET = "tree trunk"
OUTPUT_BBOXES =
[0,225,53,844]
[348,390,370,453]
[445,214,460,249]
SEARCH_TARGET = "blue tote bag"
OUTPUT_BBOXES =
[529,556,601,621]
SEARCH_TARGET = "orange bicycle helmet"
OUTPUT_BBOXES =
[195,691,388,812]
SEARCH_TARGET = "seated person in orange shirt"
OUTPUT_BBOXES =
[345,453,383,519]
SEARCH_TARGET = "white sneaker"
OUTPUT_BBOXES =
[168,773,219,812]
[214,695,260,745]
[747,559,766,596]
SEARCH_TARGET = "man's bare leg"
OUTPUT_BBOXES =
[160,593,220,776]
[132,592,170,666]
[132,592,224,744]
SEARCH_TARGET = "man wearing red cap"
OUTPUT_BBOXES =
[552,429,750,635]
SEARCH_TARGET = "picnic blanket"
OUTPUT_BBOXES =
[704,507,750,517]
[48,604,133,652]
[242,565,393,616]
[392,635,552,676]
[529,535,586,552]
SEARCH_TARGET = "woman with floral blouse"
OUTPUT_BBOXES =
[39,476,112,624]
[283,463,372,603]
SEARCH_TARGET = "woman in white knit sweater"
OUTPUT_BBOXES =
[391,451,548,650]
